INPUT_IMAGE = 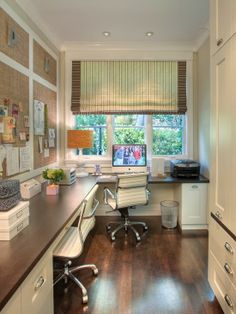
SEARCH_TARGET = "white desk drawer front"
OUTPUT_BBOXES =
[21,251,53,314]
[0,201,29,229]
[209,216,236,287]
[209,251,236,314]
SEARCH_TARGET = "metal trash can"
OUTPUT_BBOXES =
[160,200,179,228]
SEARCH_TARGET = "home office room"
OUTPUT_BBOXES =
[0,0,235,313]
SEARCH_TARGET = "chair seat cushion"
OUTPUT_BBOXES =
[54,217,95,259]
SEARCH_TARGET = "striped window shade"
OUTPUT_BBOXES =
[71,60,187,114]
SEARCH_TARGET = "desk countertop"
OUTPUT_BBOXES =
[96,174,209,184]
[0,176,97,311]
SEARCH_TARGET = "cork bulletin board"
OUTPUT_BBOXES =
[0,61,29,178]
[33,40,57,86]
[33,81,57,169]
[0,8,29,68]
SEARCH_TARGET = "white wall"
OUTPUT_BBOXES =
[196,38,210,177]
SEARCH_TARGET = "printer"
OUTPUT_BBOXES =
[170,159,200,178]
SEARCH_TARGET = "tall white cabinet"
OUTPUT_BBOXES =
[209,1,236,312]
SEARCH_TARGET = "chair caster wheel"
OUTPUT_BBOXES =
[111,236,115,241]
[82,295,88,304]
[93,268,99,276]
[106,225,111,233]
[136,236,141,242]
[143,225,148,231]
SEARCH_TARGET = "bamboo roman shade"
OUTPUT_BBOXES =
[71,60,187,114]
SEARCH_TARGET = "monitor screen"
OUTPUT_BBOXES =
[112,144,147,167]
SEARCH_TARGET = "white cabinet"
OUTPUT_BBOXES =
[209,216,236,313]
[0,289,21,314]
[210,39,232,229]
[210,0,236,55]
[0,251,53,314]
[174,183,208,230]
[21,251,53,314]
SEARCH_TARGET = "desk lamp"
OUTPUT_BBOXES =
[67,130,93,177]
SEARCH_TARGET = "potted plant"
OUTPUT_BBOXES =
[42,168,65,195]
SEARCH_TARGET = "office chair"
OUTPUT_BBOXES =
[53,184,99,304]
[104,173,149,242]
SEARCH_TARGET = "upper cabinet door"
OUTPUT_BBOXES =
[210,41,232,228]
[211,0,236,55]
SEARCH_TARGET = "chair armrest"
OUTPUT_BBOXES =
[83,198,99,219]
[103,187,115,205]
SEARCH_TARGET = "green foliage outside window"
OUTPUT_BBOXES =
[152,115,184,155]
[76,115,107,155]
[75,114,184,156]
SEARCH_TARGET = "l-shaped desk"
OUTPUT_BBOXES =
[0,174,209,313]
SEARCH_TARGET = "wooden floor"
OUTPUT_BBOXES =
[54,216,223,314]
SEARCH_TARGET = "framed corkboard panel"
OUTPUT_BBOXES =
[0,61,29,178]
[0,8,29,68]
[33,40,57,86]
[33,81,57,169]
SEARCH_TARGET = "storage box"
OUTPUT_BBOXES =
[0,216,29,240]
[0,201,29,229]
[0,180,21,211]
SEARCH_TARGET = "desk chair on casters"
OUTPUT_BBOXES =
[104,173,150,242]
[53,184,99,304]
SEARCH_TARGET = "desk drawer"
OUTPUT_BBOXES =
[209,216,236,287]
[209,251,236,313]
[21,251,53,314]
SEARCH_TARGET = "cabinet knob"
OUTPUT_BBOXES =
[224,263,233,275]
[217,38,223,46]
[224,242,234,255]
[224,294,234,309]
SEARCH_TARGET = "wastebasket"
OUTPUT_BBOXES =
[160,200,179,228]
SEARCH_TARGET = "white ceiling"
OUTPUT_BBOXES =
[16,0,209,50]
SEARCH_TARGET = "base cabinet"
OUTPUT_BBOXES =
[0,251,53,314]
[209,215,236,313]
[174,183,208,230]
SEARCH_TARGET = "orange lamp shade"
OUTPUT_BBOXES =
[67,130,93,149]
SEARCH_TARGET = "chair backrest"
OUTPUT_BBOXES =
[78,184,99,242]
[116,173,149,209]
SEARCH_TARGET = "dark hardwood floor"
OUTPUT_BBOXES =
[54,216,223,314]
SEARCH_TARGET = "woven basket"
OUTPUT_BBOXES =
[0,180,21,211]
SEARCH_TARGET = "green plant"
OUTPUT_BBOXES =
[42,168,65,185]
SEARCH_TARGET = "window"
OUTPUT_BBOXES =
[152,115,185,155]
[113,115,145,144]
[75,115,107,155]
[75,114,185,157]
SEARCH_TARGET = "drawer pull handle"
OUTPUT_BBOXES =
[191,185,198,189]
[215,211,222,220]
[217,38,223,46]
[224,263,233,275]
[224,294,233,309]
[16,210,23,219]
[224,242,234,255]
[17,223,23,232]
[35,275,45,291]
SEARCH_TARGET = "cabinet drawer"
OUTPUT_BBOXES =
[0,8,29,68]
[209,251,236,313]
[21,251,53,314]
[209,216,236,287]
[33,40,57,85]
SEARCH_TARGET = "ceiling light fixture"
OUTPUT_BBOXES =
[103,31,111,37]
[145,31,154,37]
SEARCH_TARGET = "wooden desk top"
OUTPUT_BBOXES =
[0,176,97,311]
[97,174,209,184]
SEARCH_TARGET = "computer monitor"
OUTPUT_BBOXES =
[112,144,147,173]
